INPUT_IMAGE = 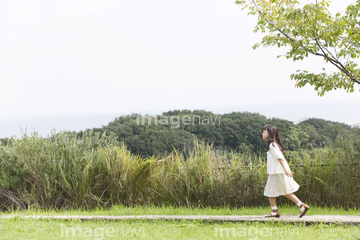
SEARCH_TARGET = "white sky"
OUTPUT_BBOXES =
[0,0,359,138]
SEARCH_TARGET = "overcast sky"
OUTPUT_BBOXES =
[0,0,359,138]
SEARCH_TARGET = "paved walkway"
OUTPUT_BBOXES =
[2,215,360,224]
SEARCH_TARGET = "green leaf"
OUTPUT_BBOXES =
[237,0,360,95]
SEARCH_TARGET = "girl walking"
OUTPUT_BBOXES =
[262,124,309,218]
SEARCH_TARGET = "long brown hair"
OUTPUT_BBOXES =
[262,124,285,154]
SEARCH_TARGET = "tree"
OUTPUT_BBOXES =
[235,0,360,96]
[305,125,321,147]
[284,126,311,150]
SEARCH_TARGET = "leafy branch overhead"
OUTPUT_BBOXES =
[235,0,360,96]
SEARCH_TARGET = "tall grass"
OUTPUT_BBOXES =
[0,130,358,211]
[293,142,360,208]
[0,130,118,210]
[149,138,265,208]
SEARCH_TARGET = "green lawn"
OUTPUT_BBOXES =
[3,204,359,216]
[1,205,359,239]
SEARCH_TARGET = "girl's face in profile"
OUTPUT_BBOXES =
[262,129,269,140]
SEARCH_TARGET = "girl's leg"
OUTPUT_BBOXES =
[265,197,280,217]
[283,193,300,204]
[284,193,310,217]
[268,197,276,206]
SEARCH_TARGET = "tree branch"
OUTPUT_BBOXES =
[251,0,324,57]
[253,0,360,85]
[311,22,360,85]
[339,36,360,49]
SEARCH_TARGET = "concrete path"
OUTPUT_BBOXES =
[2,215,360,224]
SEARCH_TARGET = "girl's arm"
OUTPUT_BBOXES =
[270,142,293,177]
[278,159,293,177]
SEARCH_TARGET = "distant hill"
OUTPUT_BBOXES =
[296,118,352,148]
[81,110,353,157]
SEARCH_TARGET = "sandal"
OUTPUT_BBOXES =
[299,203,310,218]
[265,209,280,218]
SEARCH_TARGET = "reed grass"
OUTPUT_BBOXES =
[0,130,358,211]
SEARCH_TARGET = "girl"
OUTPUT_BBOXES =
[262,124,309,218]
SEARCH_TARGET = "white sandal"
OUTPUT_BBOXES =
[265,209,280,218]
[299,203,310,218]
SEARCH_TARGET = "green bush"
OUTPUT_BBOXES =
[0,130,358,211]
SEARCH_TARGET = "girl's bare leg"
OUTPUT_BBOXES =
[268,197,276,207]
[284,193,310,217]
[284,193,300,204]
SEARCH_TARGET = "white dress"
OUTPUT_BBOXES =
[263,142,299,197]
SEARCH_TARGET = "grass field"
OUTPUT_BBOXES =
[1,131,359,211]
[3,204,360,216]
[1,205,359,239]
[0,131,359,239]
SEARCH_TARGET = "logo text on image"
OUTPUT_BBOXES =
[214,226,299,238]
[136,115,221,129]
[61,225,145,239]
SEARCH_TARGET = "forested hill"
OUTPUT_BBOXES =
[83,110,354,157]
